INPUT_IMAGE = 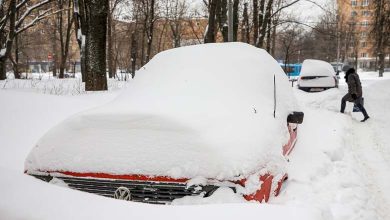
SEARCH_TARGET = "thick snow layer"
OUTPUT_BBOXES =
[1,71,390,219]
[0,86,320,220]
[300,59,336,77]
[25,43,297,180]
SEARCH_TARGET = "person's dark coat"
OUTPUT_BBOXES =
[344,70,362,102]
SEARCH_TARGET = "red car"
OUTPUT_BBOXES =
[25,43,303,204]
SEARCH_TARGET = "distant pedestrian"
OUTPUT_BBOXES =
[340,68,370,122]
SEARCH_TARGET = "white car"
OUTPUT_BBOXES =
[25,43,303,204]
[298,59,338,92]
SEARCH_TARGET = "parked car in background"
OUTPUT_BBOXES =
[25,43,304,205]
[298,59,338,92]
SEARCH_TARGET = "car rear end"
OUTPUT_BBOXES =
[298,75,337,92]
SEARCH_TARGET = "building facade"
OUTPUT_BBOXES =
[338,0,389,70]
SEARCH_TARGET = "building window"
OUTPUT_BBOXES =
[351,11,358,17]
[362,0,369,6]
[361,53,367,58]
[361,42,367,48]
[351,0,357,6]
[361,32,368,38]
[362,10,371,16]
[361,20,369,27]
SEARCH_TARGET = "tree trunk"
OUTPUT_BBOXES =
[14,34,20,79]
[217,0,228,42]
[58,0,65,78]
[107,10,114,78]
[130,31,137,79]
[257,0,273,48]
[14,3,20,79]
[140,2,148,67]
[57,0,73,79]
[0,58,6,80]
[172,23,181,48]
[232,0,239,41]
[256,0,266,47]
[157,20,168,52]
[74,0,87,82]
[0,0,17,80]
[378,52,384,77]
[84,0,93,89]
[242,2,249,43]
[253,0,258,45]
[52,19,58,77]
[145,0,155,63]
[204,0,219,43]
[85,0,108,91]
[266,14,272,52]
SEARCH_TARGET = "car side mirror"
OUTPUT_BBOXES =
[287,112,304,124]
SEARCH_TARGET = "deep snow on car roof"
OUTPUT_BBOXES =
[300,59,336,77]
[25,43,297,180]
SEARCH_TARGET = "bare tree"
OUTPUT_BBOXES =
[204,0,219,43]
[57,0,74,78]
[163,0,188,48]
[253,0,259,44]
[145,0,155,63]
[107,0,122,78]
[372,0,390,77]
[256,0,272,47]
[0,0,53,80]
[241,2,249,43]
[278,24,302,77]
[217,0,228,42]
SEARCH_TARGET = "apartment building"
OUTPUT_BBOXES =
[338,0,389,70]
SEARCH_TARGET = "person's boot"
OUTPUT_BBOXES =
[358,104,370,122]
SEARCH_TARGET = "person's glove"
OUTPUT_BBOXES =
[351,94,357,100]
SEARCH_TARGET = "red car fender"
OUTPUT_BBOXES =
[283,123,298,156]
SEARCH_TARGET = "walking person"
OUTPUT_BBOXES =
[340,68,370,122]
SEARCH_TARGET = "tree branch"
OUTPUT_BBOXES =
[271,0,300,17]
[16,0,52,29]
[16,8,64,35]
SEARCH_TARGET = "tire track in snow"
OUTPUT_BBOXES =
[348,120,390,220]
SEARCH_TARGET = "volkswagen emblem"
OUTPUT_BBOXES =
[114,186,131,201]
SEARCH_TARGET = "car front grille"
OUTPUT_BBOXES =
[31,174,219,204]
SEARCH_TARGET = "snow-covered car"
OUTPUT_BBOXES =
[298,59,338,92]
[25,43,304,204]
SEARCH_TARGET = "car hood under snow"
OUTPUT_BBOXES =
[25,43,298,181]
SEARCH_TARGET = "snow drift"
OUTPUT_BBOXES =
[25,43,298,180]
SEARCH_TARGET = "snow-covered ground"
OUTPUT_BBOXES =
[1,72,128,95]
[1,70,389,220]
